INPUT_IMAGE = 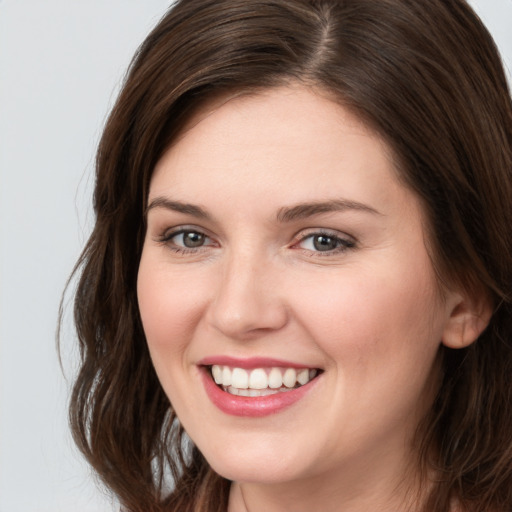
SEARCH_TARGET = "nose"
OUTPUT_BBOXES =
[207,249,289,340]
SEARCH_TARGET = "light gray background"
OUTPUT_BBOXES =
[0,1,511,511]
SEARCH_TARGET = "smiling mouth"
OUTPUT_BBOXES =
[208,365,321,397]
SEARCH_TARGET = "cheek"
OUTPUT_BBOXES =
[137,255,213,422]
[290,260,444,372]
[293,263,444,437]
[137,253,207,362]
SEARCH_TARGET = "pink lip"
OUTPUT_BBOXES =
[199,356,313,370]
[199,366,320,418]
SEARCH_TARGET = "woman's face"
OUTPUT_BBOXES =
[137,86,460,489]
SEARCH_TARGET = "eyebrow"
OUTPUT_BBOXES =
[276,199,381,223]
[145,196,381,222]
[146,197,211,219]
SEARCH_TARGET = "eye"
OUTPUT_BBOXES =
[175,230,207,248]
[296,231,355,254]
[159,228,214,252]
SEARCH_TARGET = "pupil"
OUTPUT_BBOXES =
[184,231,204,248]
[313,235,337,251]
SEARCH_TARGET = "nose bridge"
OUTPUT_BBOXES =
[208,243,287,338]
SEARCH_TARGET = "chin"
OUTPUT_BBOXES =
[208,459,298,485]
[199,441,308,484]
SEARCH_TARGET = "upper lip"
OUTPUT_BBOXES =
[198,356,319,370]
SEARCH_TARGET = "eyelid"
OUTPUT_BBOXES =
[160,225,206,240]
[156,225,218,252]
[291,228,357,254]
[292,227,356,243]
[153,224,356,256]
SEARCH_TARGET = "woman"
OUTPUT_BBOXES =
[67,0,512,510]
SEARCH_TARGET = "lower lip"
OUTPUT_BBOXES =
[200,368,319,417]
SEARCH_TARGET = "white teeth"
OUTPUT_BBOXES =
[212,365,223,384]
[231,368,249,389]
[268,367,283,389]
[222,366,232,386]
[297,368,309,385]
[210,364,320,394]
[249,368,268,389]
[283,368,297,388]
[225,386,281,397]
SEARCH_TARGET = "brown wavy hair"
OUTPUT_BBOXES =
[64,1,512,511]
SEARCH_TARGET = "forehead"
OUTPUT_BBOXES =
[151,85,401,203]
[154,87,413,224]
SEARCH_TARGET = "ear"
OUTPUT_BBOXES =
[441,288,493,349]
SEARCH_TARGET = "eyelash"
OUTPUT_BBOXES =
[157,227,356,257]
[157,227,215,255]
[293,230,356,257]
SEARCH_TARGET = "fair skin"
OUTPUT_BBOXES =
[137,86,488,512]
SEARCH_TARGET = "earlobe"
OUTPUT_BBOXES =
[441,290,493,349]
